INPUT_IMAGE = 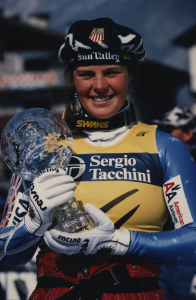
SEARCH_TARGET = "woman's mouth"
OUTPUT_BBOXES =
[91,95,113,102]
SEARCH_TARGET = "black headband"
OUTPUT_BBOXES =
[58,18,146,67]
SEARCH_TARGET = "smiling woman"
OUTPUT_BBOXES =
[1,17,196,300]
[73,65,132,119]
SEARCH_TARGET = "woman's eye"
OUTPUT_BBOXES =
[79,73,94,77]
[106,71,121,76]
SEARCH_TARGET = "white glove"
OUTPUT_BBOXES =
[44,203,131,255]
[25,168,76,236]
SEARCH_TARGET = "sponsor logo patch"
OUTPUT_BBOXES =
[163,175,193,229]
[136,131,149,137]
[30,183,47,211]
[89,28,104,42]
[28,205,35,221]
[8,192,29,226]
[78,52,120,63]
[124,53,132,60]
[58,235,81,243]
[65,153,163,187]
[38,168,59,178]
[76,120,109,129]
[79,239,89,254]
[66,155,86,180]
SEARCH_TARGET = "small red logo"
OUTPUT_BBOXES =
[28,206,35,221]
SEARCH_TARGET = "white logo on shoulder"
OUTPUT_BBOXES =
[163,175,193,229]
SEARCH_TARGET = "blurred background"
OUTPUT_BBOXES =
[0,0,196,299]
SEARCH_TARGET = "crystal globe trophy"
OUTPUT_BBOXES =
[1,108,95,233]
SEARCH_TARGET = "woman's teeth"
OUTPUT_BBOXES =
[92,96,111,102]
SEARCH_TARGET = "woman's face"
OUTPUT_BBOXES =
[73,65,133,119]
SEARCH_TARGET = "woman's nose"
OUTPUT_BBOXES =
[93,76,108,93]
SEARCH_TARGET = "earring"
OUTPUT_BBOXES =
[73,91,81,113]
[74,91,77,106]
[72,90,84,115]
[69,87,83,115]
[127,83,132,94]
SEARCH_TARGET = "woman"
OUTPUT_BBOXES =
[1,18,196,300]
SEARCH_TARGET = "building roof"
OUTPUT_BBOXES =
[0,15,64,51]
[173,24,196,48]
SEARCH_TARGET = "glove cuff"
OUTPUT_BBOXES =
[114,228,131,255]
[24,214,51,236]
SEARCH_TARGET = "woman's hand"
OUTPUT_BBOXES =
[44,203,131,255]
[25,168,76,236]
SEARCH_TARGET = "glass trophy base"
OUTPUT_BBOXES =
[54,198,96,233]
[54,212,96,233]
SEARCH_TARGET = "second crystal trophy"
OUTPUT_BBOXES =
[1,108,95,233]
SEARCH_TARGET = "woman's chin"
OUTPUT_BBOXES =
[90,104,123,119]
[86,103,118,119]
